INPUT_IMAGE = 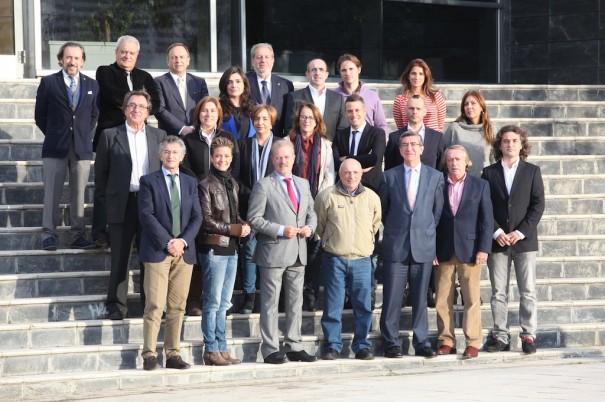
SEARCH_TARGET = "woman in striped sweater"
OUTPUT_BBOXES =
[392,59,446,132]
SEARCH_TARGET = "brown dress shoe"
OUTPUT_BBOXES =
[462,346,479,359]
[203,351,230,366]
[221,352,241,365]
[186,301,202,316]
[437,345,457,355]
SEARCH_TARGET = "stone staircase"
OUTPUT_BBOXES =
[1,79,605,399]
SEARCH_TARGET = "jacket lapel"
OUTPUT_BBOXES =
[509,160,525,198]
[271,173,295,214]
[165,74,186,111]
[115,125,132,162]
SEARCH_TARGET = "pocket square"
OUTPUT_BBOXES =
[87,91,93,94]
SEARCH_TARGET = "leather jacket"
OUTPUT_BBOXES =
[197,173,245,247]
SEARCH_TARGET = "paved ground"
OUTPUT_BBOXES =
[69,357,605,402]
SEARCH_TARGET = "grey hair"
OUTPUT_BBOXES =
[116,35,140,52]
[159,136,186,155]
[251,43,274,59]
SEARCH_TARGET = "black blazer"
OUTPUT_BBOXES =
[332,124,386,193]
[246,72,294,138]
[436,174,493,263]
[154,72,209,136]
[180,129,240,181]
[34,71,99,160]
[481,160,545,253]
[384,126,445,171]
[283,86,347,140]
[94,62,160,148]
[238,137,275,218]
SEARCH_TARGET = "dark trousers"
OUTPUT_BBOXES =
[92,185,108,241]
[105,193,145,315]
[303,237,323,303]
[380,255,432,350]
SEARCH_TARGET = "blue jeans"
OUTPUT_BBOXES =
[241,235,257,295]
[199,250,238,352]
[321,252,372,354]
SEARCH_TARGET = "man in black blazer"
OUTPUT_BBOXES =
[155,43,209,137]
[138,136,202,371]
[35,42,99,251]
[246,43,294,137]
[481,125,545,355]
[95,91,167,320]
[283,58,347,140]
[384,95,445,171]
[434,145,493,359]
[92,35,160,246]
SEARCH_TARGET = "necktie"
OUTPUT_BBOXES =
[69,76,77,111]
[261,80,271,104]
[178,77,187,107]
[407,168,417,210]
[126,71,133,91]
[349,130,359,156]
[284,178,299,214]
[170,174,181,237]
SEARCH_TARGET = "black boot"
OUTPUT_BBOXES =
[240,292,255,314]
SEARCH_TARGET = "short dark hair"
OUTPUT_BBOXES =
[122,90,152,112]
[166,43,190,58]
[57,42,86,65]
[399,130,424,147]
[345,93,365,105]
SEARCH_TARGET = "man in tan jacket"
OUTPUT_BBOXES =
[314,158,381,361]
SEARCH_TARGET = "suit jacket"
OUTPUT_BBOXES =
[94,124,167,224]
[332,124,386,192]
[94,62,160,147]
[35,71,99,160]
[283,86,347,140]
[180,129,240,180]
[436,174,493,263]
[379,163,444,263]
[384,126,445,171]
[154,72,209,136]
[246,72,294,137]
[247,172,317,267]
[481,160,545,253]
[138,169,202,264]
[238,137,275,218]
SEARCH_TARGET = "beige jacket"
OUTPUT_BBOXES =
[314,182,381,259]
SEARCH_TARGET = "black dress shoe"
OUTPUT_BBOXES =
[384,346,403,358]
[322,348,339,360]
[286,350,318,362]
[106,310,124,320]
[415,346,437,358]
[42,237,57,251]
[143,356,160,371]
[427,292,436,308]
[355,348,374,360]
[166,355,190,369]
[264,352,289,364]
[486,338,510,353]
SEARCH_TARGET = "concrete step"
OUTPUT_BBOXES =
[0,139,41,160]
[0,204,94,228]
[0,182,94,206]
[0,161,95,183]
[528,155,605,175]
[538,214,605,236]
[0,249,112,275]
[0,100,35,120]
[0,80,39,99]
[0,226,99,251]
[545,194,605,215]
[1,345,603,400]
[0,324,603,378]
[541,174,605,195]
[539,234,605,257]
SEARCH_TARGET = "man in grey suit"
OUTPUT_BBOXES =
[95,90,167,320]
[155,43,209,137]
[379,131,444,359]
[283,58,347,140]
[246,43,294,137]
[247,140,318,364]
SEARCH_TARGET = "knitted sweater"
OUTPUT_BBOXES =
[443,121,493,177]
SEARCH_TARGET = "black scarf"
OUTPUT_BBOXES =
[293,132,321,197]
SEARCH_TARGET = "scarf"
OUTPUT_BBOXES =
[293,132,321,197]
[251,133,273,184]
[210,165,237,224]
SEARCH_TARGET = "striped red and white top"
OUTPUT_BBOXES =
[392,92,447,133]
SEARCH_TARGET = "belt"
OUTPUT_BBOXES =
[129,191,139,198]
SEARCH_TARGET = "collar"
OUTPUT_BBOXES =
[447,173,467,185]
[162,166,180,177]
[404,163,421,174]
[501,159,520,170]
[62,70,79,81]
[350,122,366,135]
[169,71,186,82]
[126,122,146,135]
[336,180,365,196]
[308,85,325,97]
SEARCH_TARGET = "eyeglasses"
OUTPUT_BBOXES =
[400,142,421,148]
[300,116,316,122]
[126,103,149,110]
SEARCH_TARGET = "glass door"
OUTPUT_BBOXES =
[0,0,24,78]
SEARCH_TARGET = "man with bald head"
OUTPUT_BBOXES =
[314,158,381,361]
[283,58,347,139]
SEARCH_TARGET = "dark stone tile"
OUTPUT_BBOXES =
[510,43,550,69]
[10,144,42,161]
[560,330,597,347]
[549,67,599,84]
[540,140,575,155]
[511,16,549,44]
[547,88,579,101]
[513,89,547,101]
[38,278,83,297]
[575,140,605,155]
[522,122,553,136]
[509,69,549,84]
[63,253,110,272]
[511,0,549,17]
[550,40,599,68]
[550,0,598,14]
[550,14,599,42]
[533,105,565,117]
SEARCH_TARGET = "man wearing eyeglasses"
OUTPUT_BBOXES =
[379,131,444,359]
[95,90,167,320]
[283,58,347,140]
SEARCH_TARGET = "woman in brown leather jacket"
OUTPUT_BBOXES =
[198,137,251,366]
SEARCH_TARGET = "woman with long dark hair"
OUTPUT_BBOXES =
[218,66,256,139]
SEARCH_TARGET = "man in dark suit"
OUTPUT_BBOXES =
[92,35,160,247]
[95,90,167,320]
[138,136,202,371]
[283,58,347,140]
[481,125,545,355]
[155,43,209,137]
[35,41,99,251]
[379,131,444,359]
[384,95,445,171]
[247,140,318,364]
[246,43,294,137]
[434,145,493,360]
